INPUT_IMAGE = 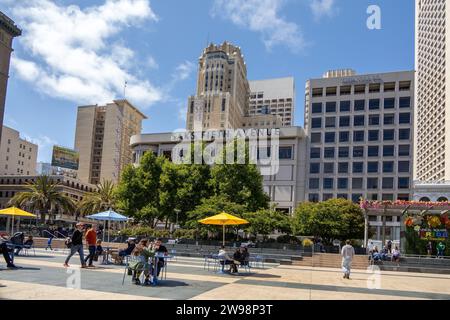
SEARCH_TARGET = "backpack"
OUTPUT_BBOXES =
[65,238,73,248]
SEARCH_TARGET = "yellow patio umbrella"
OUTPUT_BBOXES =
[199,212,249,245]
[0,207,37,234]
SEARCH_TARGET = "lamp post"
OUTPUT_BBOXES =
[174,209,180,235]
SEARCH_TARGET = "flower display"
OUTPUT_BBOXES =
[446,221,450,230]
[427,216,442,228]
[404,217,414,227]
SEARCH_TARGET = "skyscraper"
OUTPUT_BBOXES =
[0,11,21,144]
[186,42,281,131]
[414,0,450,181]
[74,100,147,185]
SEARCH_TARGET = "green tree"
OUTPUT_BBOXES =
[78,180,117,216]
[243,207,291,240]
[292,199,364,244]
[9,175,76,223]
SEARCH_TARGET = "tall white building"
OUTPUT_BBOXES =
[305,70,415,202]
[414,0,450,181]
[0,126,37,176]
[249,77,295,127]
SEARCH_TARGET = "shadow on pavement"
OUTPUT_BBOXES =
[152,280,189,287]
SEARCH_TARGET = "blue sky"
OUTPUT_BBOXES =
[0,0,415,162]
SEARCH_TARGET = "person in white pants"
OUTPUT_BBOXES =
[341,240,355,279]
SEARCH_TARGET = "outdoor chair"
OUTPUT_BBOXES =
[203,253,215,271]
[23,244,35,257]
[122,255,153,286]
[250,255,265,268]
[238,258,251,273]
[170,249,177,262]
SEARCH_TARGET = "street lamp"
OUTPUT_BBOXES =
[174,209,180,229]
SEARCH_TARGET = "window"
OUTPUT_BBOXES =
[325,117,336,128]
[399,113,411,124]
[368,130,379,141]
[222,98,226,112]
[323,194,334,201]
[384,114,395,125]
[312,103,322,113]
[310,148,321,159]
[309,178,320,189]
[337,194,348,200]
[353,162,364,173]
[326,87,337,96]
[383,161,394,173]
[325,132,336,143]
[369,99,380,110]
[339,147,349,158]
[353,131,365,142]
[354,85,366,94]
[369,83,381,93]
[352,178,363,189]
[398,177,410,189]
[310,163,320,174]
[367,178,378,189]
[383,145,394,157]
[324,147,335,158]
[340,101,351,112]
[383,130,395,141]
[384,82,396,92]
[398,145,410,157]
[190,101,194,113]
[338,163,349,173]
[368,146,379,157]
[339,116,350,127]
[369,115,380,126]
[309,194,320,202]
[279,146,293,159]
[398,161,410,173]
[340,86,351,95]
[399,81,411,91]
[352,194,363,203]
[312,118,322,128]
[354,115,365,126]
[339,132,350,142]
[399,129,410,140]
[326,102,337,113]
[324,163,334,174]
[354,100,365,111]
[399,97,411,108]
[353,147,364,158]
[312,88,323,97]
[382,194,394,201]
[368,162,379,173]
[323,178,334,189]
[311,133,321,143]
[384,98,395,109]
[338,178,348,189]
[383,178,394,189]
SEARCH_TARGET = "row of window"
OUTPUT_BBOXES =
[310,114,411,128]
[311,97,411,113]
[308,193,410,203]
[309,161,410,174]
[310,144,411,159]
[311,81,411,97]
[311,130,412,144]
[308,177,410,190]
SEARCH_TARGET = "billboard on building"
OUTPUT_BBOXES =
[51,146,79,170]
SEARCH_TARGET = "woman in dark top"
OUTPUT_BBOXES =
[64,223,87,268]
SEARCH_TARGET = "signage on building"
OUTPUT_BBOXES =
[51,146,79,170]
[419,228,448,241]
[341,75,383,85]
[171,128,281,142]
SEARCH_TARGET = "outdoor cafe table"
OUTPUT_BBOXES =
[151,253,173,285]
[102,247,119,265]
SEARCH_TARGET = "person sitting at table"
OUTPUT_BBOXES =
[391,246,401,264]
[0,234,17,268]
[151,238,168,278]
[114,238,136,264]
[218,245,237,273]
[128,239,155,286]
[15,235,33,256]
[95,239,106,263]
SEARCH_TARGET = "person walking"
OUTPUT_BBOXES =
[437,242,446,258]
[45,235,53,251]
[426,241,433,256]
[64,223,87,268]
[84,225,97,267]
[341,240,355,279]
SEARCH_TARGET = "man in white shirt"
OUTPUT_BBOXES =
[341,240,355,279]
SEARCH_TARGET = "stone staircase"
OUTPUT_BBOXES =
[292,253,370,270]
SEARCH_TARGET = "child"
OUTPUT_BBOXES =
[95,239,105,263]
[46,236,53,251]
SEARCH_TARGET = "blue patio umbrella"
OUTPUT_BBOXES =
[86,209,128,242]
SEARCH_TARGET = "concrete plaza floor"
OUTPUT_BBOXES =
[1,249,450,300]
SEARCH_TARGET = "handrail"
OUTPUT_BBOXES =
[41,230,56,238]
[53,231,66,238]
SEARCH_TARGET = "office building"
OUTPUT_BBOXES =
[74,99,147,185]
[0,11,21,143]
[0,126,37,176]
[249,77,295,127]
[305,70,415,202]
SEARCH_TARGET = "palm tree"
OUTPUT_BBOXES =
[9,175,76,223]
[78,180,117,216]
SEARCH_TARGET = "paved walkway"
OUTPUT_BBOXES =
[1,249,450,300]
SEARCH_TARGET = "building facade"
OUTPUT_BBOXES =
[74,99,147,185]
[414,0,450,181]
[0,11,21,144]
[0,126,37,176]
[186,42,281,131]
[305,70,415,203]
[130,127,307,213]
[248,77,295,127]
[36,162,78,179]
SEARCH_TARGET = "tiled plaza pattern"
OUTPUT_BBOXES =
[1,249,450,300]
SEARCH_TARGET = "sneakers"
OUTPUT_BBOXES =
[81,265,88,268]
[63,263,70,268]
[7,264,17,269]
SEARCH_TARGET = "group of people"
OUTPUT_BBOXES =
[126,238,168,286]
[0,232,35,269]
[368,244,401,263]
[64,222,104,268]
[217,245,250,273]
[426,241,447,258]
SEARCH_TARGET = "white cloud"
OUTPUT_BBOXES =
[22,133,58,163]
[10,0,163,108]
[146,55,159,69]
[211,0,305,52]
[310,0,336,20]
[173,61,195,81]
